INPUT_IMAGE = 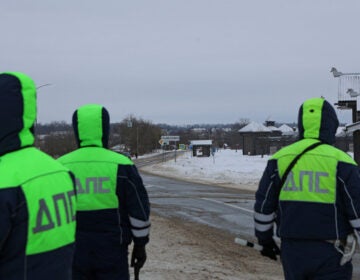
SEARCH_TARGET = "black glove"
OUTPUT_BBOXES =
[131,245,147,270]
[259,238,280,261]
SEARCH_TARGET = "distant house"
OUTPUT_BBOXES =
[239,121,282,155]
[190,140,212,157]
[278,124,296,136]
[240,120,353,156]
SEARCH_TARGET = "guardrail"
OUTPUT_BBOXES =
[133,150,187,168]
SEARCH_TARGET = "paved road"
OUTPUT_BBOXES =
[141,172,360,278]
[142,173,259,241]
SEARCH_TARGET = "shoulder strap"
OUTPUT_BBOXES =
[279,141,323,188]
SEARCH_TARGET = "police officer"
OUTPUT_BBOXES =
[58,104,150,280]
[254,97,360,279]
[0,72,76,279]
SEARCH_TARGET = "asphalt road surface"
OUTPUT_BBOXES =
[142,173,256,241]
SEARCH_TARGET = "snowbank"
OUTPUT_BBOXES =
[140,149,269,191]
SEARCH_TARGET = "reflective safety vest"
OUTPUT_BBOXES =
[273,138,356,204]
[255,98,360,242]
[58,146,133,211]
[0,147,76,255]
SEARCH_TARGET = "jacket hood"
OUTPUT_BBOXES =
[297,97,339,144]
[72,104,110,148]
[0,72,36,156]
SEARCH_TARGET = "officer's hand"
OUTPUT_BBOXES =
[259,238,280,261]
[131,245,147,270]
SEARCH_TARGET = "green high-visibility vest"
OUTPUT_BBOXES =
[272,139,356,204]
[0,147,76,255]
[58,147,133,211]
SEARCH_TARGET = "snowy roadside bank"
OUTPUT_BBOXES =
[139,149,268,192]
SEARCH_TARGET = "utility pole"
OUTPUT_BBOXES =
[35,83,53,149]
[136,126,139,158]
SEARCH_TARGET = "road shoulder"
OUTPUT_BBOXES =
[138,214,284,280]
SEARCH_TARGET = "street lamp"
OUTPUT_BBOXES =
[136,126,139,158]
[34,83,53,149]
[126,119,139,158]
[36,83,52,90]
[127,119,133,155]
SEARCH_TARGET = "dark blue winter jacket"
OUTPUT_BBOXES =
[57,104,150,250]
[0,72,76,280]
[254,98,360,242]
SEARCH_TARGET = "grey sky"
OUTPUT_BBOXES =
[2,0,359,125]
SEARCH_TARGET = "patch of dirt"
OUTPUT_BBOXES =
[135,214,284,280]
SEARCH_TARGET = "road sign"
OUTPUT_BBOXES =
[161,135,180,141]
[159,139,170,145]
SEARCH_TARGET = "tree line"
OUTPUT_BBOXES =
[34,117,253,158]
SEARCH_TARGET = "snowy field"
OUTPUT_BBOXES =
[140,149,270,191]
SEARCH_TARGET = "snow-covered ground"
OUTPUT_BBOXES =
[141,148,354,190]
[140,149,270,191]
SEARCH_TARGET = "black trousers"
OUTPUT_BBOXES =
[281,238,352,280]
[72,235,130,280]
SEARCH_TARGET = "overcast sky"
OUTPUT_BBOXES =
[2,1,360,125]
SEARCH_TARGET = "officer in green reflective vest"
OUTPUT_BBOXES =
[58,104,150,280]
[0,72,77,280]
[254,97,360,279]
